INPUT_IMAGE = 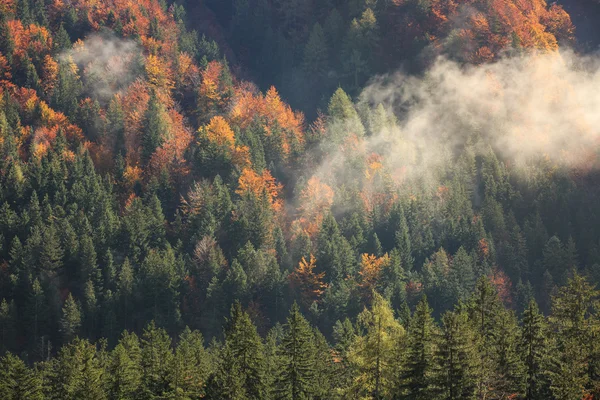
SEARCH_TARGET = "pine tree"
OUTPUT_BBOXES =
[398,295,438,399]
[0,299,16,355]
[467,277,503,400]
[312,328,336,398]
[448,246,475,303]
[60,293,81,344]
[40,224,64,275]
[49,338,106,400]
[222,302,267,399]
[140,321,174,398]
[0,353,44,400]
[435,310,478,400]
[276,303,315,400]
[394,204,414,272]
[519,300,552,400]
[548,271,599,399]
[170,327,210,398]
[494,309,526,398]
[108,334,142,399]
[142,92,169,163]
[205,342,247,400]
[303,23,328,79]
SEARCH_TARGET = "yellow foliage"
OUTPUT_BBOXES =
[289,254,328,307]
[359,253,391,299]
[203,116,235,148]
[146,54,174,91]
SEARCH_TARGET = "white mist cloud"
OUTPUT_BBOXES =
[359,50,600,174]
[64,33,143,103]
[297,50,600,213]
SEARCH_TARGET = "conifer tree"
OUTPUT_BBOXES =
[142,93,169,163]
[276,302,315,400]
[548,272,599,399]
[170,327,210,398]
[222,302,267,399]
[60,293,81,344]
[519,300,552,400]
[0,353,44,400]
[348,292,403,399]
[107,331,142,400]
[435,310,478,400]
[398,295,438,400]
[140,321,174,398]
[49,338,106,400]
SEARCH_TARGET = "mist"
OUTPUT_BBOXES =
[64,33,143,104]
[306,50,600,204]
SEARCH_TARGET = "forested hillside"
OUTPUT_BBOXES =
[1,0,600,398]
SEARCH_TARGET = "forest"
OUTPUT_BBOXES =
[0,0,599,398]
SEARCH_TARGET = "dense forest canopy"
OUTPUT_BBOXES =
[1,0,600,398]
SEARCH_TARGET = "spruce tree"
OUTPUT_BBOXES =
[276,302,315,400]
[519,300,552,400]
[398,295,438,400]
[142,92,169,163]
[222,302,267,399]
[435,310,478,400]
[548,272,599,399]
[60,293,81,344]
[0,353,44,400]
[49,338,106,400]
[140,321,174,398]
[170,327,210,398]
[107,332,142,400]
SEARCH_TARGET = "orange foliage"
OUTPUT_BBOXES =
[490,268,513,306]
[236,167,283,212]
[200,115,250,169]
[175,52,199,89]
[358,253,391,300]
[121,81,150,165]
[6,21,53,62]
[32,125,59,158]
[0,53,11,82]
[387,0,573,63]
[41,55,59,96]
[292,176,334,238]
[123,164,142,188]
[289,254,327,307]
[263,86,305,154]
[49,0,179,57]
[148,108,192,177]
[230,84,305,160]
[197,61,229,118]
[0,0,15,15]
[6,86,81,156]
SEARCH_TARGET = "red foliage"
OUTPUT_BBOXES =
[489,267,513,306]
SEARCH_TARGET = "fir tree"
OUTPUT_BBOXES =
[60,293,81,344]
[0,353,44,400]
[519,300,552,400]
[435,310,478,400]
[398,295,438,400]
[276,303,315,400]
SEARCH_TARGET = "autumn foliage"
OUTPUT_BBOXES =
[236,167,283,212]
[359,253,391,301]
[289,254,327,307]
